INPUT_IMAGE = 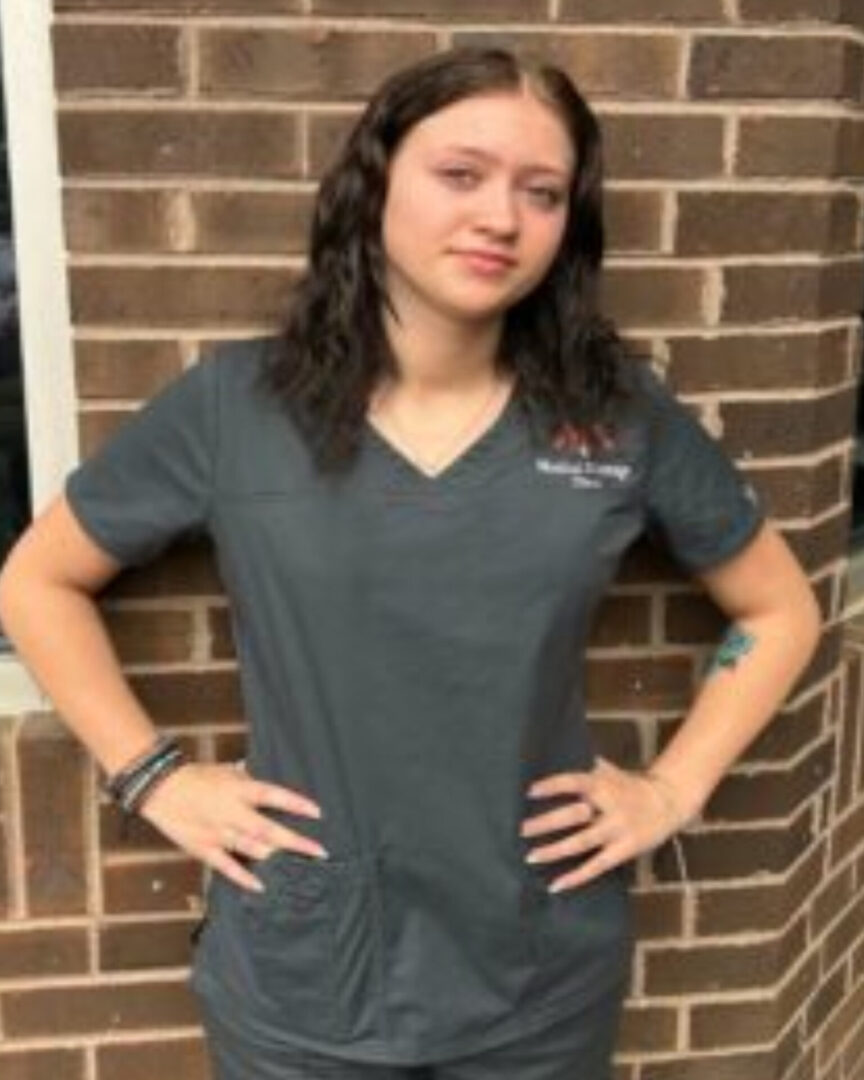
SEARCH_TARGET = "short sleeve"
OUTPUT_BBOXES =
[64,354,220,567]
[637,363,767,574]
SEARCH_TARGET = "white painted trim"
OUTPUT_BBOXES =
[0,0,76,710]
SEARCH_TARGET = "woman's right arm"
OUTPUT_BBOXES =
[0,493,327,891]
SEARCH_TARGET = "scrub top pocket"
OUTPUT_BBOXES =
[238,849,387,1043]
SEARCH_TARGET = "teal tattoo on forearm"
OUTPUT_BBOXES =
[703,624,756,677]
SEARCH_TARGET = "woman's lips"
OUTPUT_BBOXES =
[452,250,517,275]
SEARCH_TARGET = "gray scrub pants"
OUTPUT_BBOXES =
[197,978,629,1080]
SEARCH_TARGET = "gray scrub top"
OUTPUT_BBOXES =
[64,335,766,1065]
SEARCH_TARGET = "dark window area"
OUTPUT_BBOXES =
[0,34,32,646]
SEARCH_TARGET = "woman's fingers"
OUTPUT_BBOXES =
[243,776,323,820]
[231,808,329,860]
[205,845,266,893]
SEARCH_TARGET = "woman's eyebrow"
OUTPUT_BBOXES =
[436,144,571,178]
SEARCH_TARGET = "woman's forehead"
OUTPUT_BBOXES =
[400,92,575,174]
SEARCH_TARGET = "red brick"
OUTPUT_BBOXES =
[605,114,725,178]
[313,0,546,15]
[645,937,782,995]
[690,35,863,102]
[192,189,314,254]
[56,0,302,9]
[18,717,88,917]
[102,858,203,914]
[585,654,693,709]
[607,190,665,254]
[836,654,862,815]
[697,877,791,934]
[739,0,864,28]
[601,265,708,327]
[97,1038,210,1080]
[691,998,778,1049]
[820,889,864,976]
[452,32,683,99]
[59,110,301,179]
[2,980,200,1036]
[63,188,182,254]
[806,961,848,1035]
[657,804,814,880]
[785,511,852,577]
[0,1049,86,1080]
[53,23,184,96]
[667,328,850,393]
[0,729,11,918]
[737,116,864,178]
[706,738,834,822]
[632,888,684,939]
[560,0,724,20]
[308,110,362,178]
[676,192,859,256]
[95,541,224,599]
[778,951,821,1027]
[103,609,196,665]
[720,385,857,458]
[618,1000,678,1053]
[208,605,236,660]
[199,28,436,100]
[100,917,201,971]
[74,338,184,400]
[127,669,244,727]
[664,592,728,643]
[69,265,296,327]
[0,926,88,978]
[589,594,652,646]
[819,979,864,1072]
[721,261,864,323]
[734,691,825,768]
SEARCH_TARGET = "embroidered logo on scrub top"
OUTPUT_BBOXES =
[535,421,635,489]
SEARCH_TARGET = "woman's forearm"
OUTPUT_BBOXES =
[646,601,822,826]
[0,573,160,776]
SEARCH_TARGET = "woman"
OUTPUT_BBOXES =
[0,46,821,1080]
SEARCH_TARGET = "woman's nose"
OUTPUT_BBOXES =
[475,184,519,237]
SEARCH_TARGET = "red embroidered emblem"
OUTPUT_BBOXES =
[551,422,616,454]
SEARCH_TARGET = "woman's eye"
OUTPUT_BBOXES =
[439,166,480,187]
[527,187,565,209]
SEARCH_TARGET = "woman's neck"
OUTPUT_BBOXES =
[380,305,506,399]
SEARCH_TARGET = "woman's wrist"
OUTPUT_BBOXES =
[640,767,698,833]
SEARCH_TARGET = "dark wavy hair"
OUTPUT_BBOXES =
[256,45,641,472]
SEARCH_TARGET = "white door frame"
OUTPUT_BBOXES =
[0,0,76,709]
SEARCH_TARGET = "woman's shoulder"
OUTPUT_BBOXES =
[202,333,281,387]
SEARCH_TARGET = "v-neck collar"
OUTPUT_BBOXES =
[363,382,521,488]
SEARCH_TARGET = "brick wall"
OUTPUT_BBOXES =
[0,1,863,1078]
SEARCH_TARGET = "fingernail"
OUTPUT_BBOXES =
[548,880,564,893]
[316,846,330,859]
[311,804,323,819]
[250,879,265,893]
[525,850,541,864]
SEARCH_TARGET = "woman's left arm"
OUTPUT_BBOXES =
[638,518,822,826]
[522,521,823,891]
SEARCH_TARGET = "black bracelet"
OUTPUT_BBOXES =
[119,744,186,813]
[121,750,188,815]
[103,735,183,805]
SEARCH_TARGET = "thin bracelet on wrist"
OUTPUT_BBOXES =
[102,734,178,800]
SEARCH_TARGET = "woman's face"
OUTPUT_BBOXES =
[380,89,575,331]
